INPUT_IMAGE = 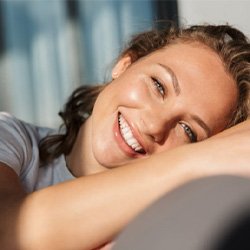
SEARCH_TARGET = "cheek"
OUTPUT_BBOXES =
[121,83,148,104]
[97,79,150,112]
[117,75,153,107]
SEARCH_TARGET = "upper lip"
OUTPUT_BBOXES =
[119,113,148,155]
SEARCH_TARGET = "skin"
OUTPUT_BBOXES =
[67,42,237,177]
[1,41,248,250]
[1,120,250,250]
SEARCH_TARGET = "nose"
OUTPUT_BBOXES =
[140,111,174,143]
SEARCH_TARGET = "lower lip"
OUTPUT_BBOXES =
[113,114,139,158]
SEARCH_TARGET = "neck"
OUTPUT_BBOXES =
[66,117,107,177]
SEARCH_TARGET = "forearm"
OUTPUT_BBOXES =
[17,147,192,250]
[6,119,250,250]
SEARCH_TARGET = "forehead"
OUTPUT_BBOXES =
[148,41,222,66]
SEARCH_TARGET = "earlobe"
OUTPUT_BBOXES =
[112,54,132,79]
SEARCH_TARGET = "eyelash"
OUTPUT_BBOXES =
[151,77,197,143]
[179,123,197,143]
[152,78,165,97]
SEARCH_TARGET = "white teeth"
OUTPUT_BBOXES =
[127,138,137,146]
[122,127,131,134]
[118,114,144,153]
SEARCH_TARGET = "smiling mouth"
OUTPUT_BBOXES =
[118,113,146,154]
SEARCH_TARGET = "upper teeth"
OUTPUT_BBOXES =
[118,114,143,152]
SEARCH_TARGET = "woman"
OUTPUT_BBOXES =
[0,24,250,250]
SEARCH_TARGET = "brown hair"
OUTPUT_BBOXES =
[39,23,250,165]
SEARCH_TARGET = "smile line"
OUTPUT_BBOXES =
[118,113,145,154]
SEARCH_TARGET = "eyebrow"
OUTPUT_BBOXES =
[191,115,211,137]
[158,63,181,95]
[158,63,211,138]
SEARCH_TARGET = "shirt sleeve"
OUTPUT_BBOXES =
[0,112,33,175]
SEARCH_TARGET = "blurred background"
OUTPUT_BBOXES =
[0,0,249,128]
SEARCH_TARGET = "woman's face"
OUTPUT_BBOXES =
[87,42,237,168]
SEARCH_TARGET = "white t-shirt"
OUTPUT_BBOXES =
[0,112,75,193]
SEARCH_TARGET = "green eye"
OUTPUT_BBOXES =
[180,123,197,143]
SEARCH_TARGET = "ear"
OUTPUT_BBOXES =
[112,54,132,79]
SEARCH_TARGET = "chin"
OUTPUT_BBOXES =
[94,136,142,168]
[93,150,126,169]
[96,158,124,169]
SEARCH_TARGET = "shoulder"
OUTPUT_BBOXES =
[0,112,21,127]
[0,112,55,141]
[0,112,53,175]
[0,112,30,142]
[0,112,67,192]
[0,112,35,137]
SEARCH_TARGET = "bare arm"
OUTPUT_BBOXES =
[0,149,192,249]
[1,119,250,250]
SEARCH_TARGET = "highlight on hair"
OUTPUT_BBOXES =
[39,22,250,165]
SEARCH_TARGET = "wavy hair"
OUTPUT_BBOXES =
[39,23,250,165]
